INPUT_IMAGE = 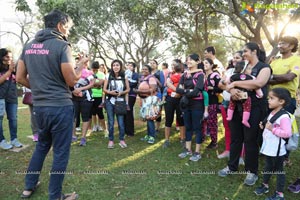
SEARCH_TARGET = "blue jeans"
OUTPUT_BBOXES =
[24,106,74,200]
[105,100,125,141]
[182,108,203,144]
[147,120,155,137]
[0,99,18,142]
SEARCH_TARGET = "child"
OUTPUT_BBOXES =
[254,88,292,200]
[73,74,96,101]
[203,58,222,149]
[226,60,263,127]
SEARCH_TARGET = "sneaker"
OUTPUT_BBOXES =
[32,134,39,142]
[288,178,300,193]
[254,184,269,195]
[92,126,97,132]
[75,127,81,132]
[283,158,291,167]
[72,136,78,142]
[119,140,127,148]
[0,139,13,150]
[140,135,149,142]
[239,157,245,165]
[218,166,233,177]
[79,138,86,146]
[244,172,258,186]
[265,192,285,200]
[104,130,109,138]
[108,141,114,149]
[178,149,192,158]
[97,125,103,131]
[147,136,155,144]
[11,138,23,148]
[217,150,230,159]
[189,152,201,162]
[162,140,170,148]
[206,142,218,149]
[176,126,180,131]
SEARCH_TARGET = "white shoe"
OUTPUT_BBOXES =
[75,127,81,132]
[0,139,13,150]
[217,151,230,159]
[92,126,97,132]
[11,138,23,148]
[239,157,245,166]
[97,125,103,131]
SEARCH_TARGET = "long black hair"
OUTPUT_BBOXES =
[0,48,12,71]
[270,88,291,107]
[245,42,266,63]
[109,59,125,78]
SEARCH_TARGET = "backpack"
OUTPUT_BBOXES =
[264,109,299,153]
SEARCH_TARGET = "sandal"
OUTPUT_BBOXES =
[20,181,41,198]
[60,192,79,200]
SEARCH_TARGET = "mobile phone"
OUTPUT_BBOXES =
[239,92,248,100]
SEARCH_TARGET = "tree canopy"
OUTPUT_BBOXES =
[13,0,300,68]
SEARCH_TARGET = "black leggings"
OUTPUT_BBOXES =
[263,155,285,192]
[228,102,267,173]
[73,100,93,122]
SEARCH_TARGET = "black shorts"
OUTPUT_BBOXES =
[73,100,93,122]
[91,97,104,119]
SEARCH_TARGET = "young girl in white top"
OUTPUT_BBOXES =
[254,88,292,200]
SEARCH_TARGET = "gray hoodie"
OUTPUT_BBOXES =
[20,28,73,107]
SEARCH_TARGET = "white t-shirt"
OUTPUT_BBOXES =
[260,113,290,157]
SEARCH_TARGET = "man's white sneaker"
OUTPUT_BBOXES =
[0,139,13,150]
[11,138,23,148]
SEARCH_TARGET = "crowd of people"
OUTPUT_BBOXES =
[0,9,299,200]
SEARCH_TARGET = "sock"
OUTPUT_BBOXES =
[262,183,269,188]
[226,109,234,121]
[276,191,283,197]
[242,112,250,127]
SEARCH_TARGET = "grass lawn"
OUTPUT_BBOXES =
[0,98,300,200]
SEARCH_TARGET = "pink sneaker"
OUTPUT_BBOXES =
[108,141,114,149]
[119,140,127,148]
[217,150,230,159]
[32,134,38,142]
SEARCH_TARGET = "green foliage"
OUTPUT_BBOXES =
[15,0,32,13]
[16,0,299,64]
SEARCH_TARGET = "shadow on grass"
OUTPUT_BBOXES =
[1,103,300,199]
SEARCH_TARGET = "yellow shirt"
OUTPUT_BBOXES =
[270,55,300,98]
